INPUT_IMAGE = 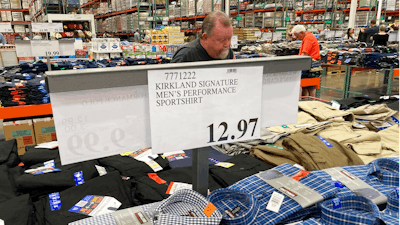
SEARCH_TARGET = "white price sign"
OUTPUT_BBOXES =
[0,23,13,32]
[32,23,63,32]
[162,21,168,25]
[50,86,151,165]
[32,23,49,32]
[31,40,60,57]
[49,23,63,32]
[230,35,238,49]
[254,31,262,37]
[147,67,263,154]
[139,21,145,25]
[163,17,169,21]
[261,71,301,127]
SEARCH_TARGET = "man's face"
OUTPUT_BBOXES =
[202,21,233,59]
[292,31,305,40]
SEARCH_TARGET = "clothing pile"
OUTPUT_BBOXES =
[0,57,171,107]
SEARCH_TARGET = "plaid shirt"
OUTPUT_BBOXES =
[209,163,338,225]
[380,189,400,225]
[291,199,382,225]
[367,158,399,187]
[69,189,222,225]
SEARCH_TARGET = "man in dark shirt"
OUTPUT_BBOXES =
[360,19,379,44]
[172,11,235,63]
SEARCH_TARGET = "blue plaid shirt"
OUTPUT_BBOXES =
[282,158,399,224]
[380,189,400,225]
[208,164,338,225]
[288,196,383,225]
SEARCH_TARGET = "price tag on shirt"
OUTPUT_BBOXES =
[31,40,60,57]
[266,191,284,213]
[0,23,13,32]
[147,67,263,154]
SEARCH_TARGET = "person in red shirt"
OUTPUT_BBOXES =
[291,25,321,97]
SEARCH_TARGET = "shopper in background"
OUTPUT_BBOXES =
[345,28,355,40]
[142,30,152,44]
[32,33,43,40]
[20,33,29,40]
[133,29,140,43]
[171,11,235,63]
[292,25,320,60]
[291,25,321,97]
[372,25,389,46]
[0,33,6,44]
[360,19,378,44]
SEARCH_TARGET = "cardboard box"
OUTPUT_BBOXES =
[3,119,36,155]
[33,117,57,145]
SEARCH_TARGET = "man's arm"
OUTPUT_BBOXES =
[301,52,309,56]
[171,48,190,63]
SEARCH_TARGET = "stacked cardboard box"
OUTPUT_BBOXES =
[245,13,254,27]
[3,117,57,155]
[233,27,243,40]
[188,0,195,16]
[10,0,21,8]
[1,0,10,9]
[3,119,36,155]
[242,28,258,41]
[12,11,23,21]
[196,0,203,15]
[166,26,184,44]
[1,11,12,21]
[22,0,29,8]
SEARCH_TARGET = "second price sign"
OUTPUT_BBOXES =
[147,66,264,154]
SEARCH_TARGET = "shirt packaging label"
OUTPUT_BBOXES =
[215,162,235,168]
[49,192,61,211]
[323,168,387,205]
[266,191,285,213]
[74,171,85,186]
[25,166,61,175]
[316,136,333,147]
[95,165,108,176]
[69,195,122,217]
[257,170,324,208]
[112,206,152,225]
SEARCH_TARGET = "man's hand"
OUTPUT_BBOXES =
[361,29,365,33]
[301,52,309,56]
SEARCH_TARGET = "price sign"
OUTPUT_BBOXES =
[162,21,168,25]
[31,40,60,57]
[230,35,238,49]
[163,17,169,21]
[147,67,263,154]
[254,31,262,37]
[32,23,50,32]
[273,32,282,41]
[261,71,301,127]
[139,21,145,25]
[0,23,13,32]
[33,23,63,32]
[50,86,151,165]
[49,23,63,32]
[147,17,153,21]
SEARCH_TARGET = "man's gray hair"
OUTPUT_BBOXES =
[201,11,232,37]
[291,25,306,34]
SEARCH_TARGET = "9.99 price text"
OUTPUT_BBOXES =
[67,128,125,155]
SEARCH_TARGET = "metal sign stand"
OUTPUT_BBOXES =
[193,148,209,196]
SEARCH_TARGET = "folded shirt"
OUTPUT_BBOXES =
[209,163,339,225]
[380,189,399,225]
[69,189,223,225]
[294,196,383,225]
